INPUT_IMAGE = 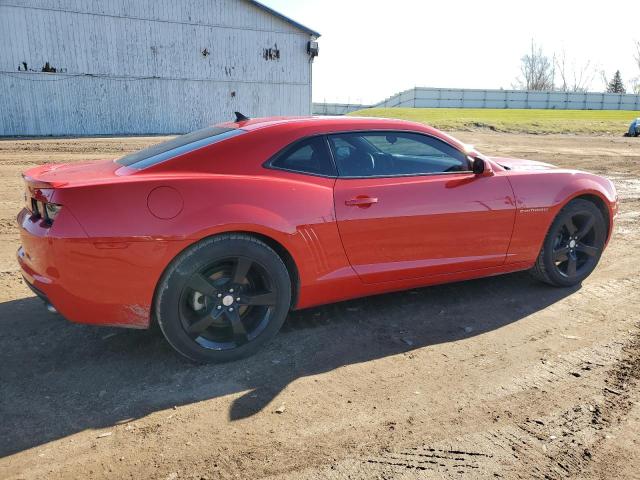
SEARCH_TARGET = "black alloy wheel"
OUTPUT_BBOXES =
[550,211,600,278]
[530,199,607,287]
[181,257,277,350]
[156,234,291,362]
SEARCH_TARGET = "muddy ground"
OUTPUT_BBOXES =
[0,132,638,479]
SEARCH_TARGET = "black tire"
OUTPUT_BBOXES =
[530,199,606,287]
[156,234,291,363]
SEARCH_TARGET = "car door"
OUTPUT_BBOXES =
[330,131,516,284]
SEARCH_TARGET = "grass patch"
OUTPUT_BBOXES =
[348,108,639,135]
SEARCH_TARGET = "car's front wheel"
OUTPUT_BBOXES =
[530,199,607,287]
[156,234,291,363]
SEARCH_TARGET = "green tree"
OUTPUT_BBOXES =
[606,70,626,93]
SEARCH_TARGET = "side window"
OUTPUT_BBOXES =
[328,131,469,178]
[269,136,336,177]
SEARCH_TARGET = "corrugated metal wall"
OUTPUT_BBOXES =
[376,87,640,110]
[0,0,315,135]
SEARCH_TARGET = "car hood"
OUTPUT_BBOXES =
[490,157,557,171]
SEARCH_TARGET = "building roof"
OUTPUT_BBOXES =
[246,0,321,37]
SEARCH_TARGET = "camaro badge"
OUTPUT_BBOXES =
[519,207,549,214]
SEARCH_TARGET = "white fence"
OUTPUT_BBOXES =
[376,87,640,110]
[313,88,640,115]
[312,102,370,115]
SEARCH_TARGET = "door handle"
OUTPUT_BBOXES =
[345,196,378,207]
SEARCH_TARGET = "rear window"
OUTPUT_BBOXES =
[117,127,245,169]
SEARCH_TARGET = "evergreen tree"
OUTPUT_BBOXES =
[606,70,626,93]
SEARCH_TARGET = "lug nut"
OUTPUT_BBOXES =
[217,305,222,310]
[217,293,222,298]
[229,307,234,312]
[229,288,234,293]
[236,297,241,302]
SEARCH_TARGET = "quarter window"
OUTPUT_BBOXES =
[327,131,469,178]
[270,136,336,177]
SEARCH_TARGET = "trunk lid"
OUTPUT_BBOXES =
[23,159,120,188]
[23,159,120,220]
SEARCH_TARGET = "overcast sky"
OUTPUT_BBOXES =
[261,0,639,104]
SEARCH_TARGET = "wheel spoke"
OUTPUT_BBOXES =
[575,216,595,240]
[566,253,577,276]
[553,246,570,262]
[187,274,218,297]
[231,257,253,284]
[188,311,218,334]
[564,218,578,235]
[577,243,598,257]
[239,291,277,306]
[180,253,276,350]
[225,309,248,345]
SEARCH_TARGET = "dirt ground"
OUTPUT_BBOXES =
[0,132,638,480]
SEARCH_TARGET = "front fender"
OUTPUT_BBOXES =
[506,170,617,265]
[553,172,617,207]
[554,173,618,245]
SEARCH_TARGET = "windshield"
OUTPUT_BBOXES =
[117,127,245,169]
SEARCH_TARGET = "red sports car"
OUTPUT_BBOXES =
[17,115,617,362]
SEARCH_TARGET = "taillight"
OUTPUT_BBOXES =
[27,198,62,226]
[44,203,63,222]
[23,176,60,227]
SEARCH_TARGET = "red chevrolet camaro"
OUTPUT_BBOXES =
[18,115,617,362]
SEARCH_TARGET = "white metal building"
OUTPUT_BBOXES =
[0,0,320,136]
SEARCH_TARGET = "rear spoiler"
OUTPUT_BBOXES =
[23,175,58,205]
[23,175,57,190]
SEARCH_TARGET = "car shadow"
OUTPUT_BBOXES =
[0,271,579,457]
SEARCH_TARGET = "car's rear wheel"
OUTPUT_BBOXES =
[156,234,291,363]
[530,199,606,287]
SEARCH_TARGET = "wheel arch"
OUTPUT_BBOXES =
[569,193,611,242]
[559,190,613,245]
[231,230,301,309]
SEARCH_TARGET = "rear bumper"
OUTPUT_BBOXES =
[21,270,50,304]
[17,242,144,327]
[16,208,187,329]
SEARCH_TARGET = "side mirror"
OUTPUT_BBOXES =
[472,157,493,176]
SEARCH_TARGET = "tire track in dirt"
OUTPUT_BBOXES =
[266,271,640,480]
[356,323,640,480]
[305,328,636,480]
[488,340,624,398]
[511,323,640,479]
[488,275,640,397]
[365,446,492,476]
